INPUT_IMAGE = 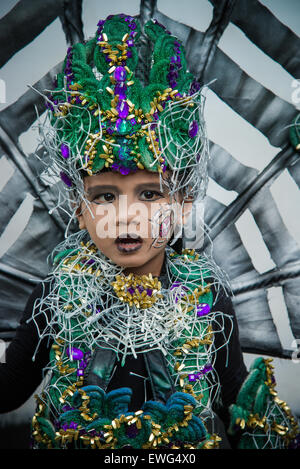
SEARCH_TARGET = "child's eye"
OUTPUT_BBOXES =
[140,190,163,201]
[92,193,115,203]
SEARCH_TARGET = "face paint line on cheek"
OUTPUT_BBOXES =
[149,206,175,249]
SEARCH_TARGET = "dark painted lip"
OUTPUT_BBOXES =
[116,242,142,254]
[115,233,142,242]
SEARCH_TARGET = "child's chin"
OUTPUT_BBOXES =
[114,253,146,267]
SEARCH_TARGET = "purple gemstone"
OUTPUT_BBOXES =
[128,287,135,295]
[137,285,144,293]
[188,120,199,138]
[202,363,213,374]
[60,143,69,159]
[127,39,134,47]
[126,423,139,439]
[170,281,182,290]
[60,171,72,187]
[119,166,131,175]
[111,163,119,171]
[196,303,210,317]
[66,346,84,361]
[106,127,114,135]
[189,79,201,95]
[114,83,127,99]
[117,100,129,119]
[62,405,72,412]
[146,289,153,296]
[76,369,84,377]
[79,360,87,369]
[114,66,127,82]
[167,71,179,81]
[188,374,197,382]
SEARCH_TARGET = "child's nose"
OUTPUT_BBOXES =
[116,196,148,235]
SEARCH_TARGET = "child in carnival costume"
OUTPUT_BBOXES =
[0,14,299,450]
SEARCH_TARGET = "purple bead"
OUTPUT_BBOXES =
[128,287,135,295]
[60,171,72,187]
[66,346,84,361]
[196,303,211,317]
[76,369,84,377]
[146,289,153,296]
[189,79,201,95]
[170,281,182,290]
[69,421,78,429]
[62,405,72,412]
[188,374,197,382]
[188,120,199,138]
[137,285,144,293]
[202,363,213,374]
[117,100,129,119]
[86,259,95,265]
[60,143,69,159]
[114,83,127,99]
[119,166,131,175]
[126,423,139,439]
[127,39,134,47]
[167,70,179,81]
[114,66,127,82]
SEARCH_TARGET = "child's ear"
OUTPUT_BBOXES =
[75,205,86,230]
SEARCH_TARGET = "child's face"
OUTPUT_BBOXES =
[76,170,190,276]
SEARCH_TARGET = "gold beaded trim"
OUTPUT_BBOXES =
[111,272,162,309]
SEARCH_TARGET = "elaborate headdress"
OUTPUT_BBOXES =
[39,14,209,213]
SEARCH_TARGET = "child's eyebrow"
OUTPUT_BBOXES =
[134,183,165,192]
[86,185,121,197]
[86,182,168,197]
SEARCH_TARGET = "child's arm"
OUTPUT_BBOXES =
[0,281,52,413]
[213,290,248,409]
